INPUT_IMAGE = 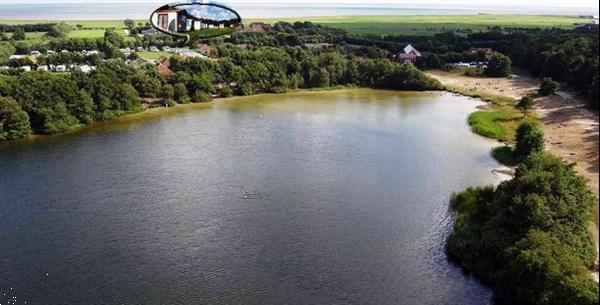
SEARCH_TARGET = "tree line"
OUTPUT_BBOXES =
[0,42,442,140]
[350,28,599,109]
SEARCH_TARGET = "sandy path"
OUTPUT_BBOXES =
[427,70,539,99]
[427,70,600,281]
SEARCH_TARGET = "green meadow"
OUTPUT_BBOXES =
[0,14,589,38]
[248,14,588,35]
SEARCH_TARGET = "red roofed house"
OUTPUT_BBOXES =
[394,44,422,64]
[157,57,174,76]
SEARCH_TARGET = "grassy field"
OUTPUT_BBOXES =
[0,15,589,37]
[248,14,588,35]
[136,51,171,60]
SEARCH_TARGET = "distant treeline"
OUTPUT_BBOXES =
[348,28,599,109]
[0,23,57,33]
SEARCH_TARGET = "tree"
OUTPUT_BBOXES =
[0,97,30,140]
[485,53,512,77]
[161,84,174,99]
[173,83,189,103]
[514,121,545,159]
[11,27,26,41]
[47,22,72,38]
[124,19,136,34]
[538,77,558,96]
[516,95,535,116]
[103,29,124,48]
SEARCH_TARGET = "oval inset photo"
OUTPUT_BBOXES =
[150,1,242,41]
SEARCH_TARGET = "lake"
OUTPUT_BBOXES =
[0,89,505,305]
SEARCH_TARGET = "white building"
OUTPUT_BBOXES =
[172,48,206,58]
[74,65,94,73]
[152,8,179,33]
[20,66,31,72]
[149,46,160,52]
[30,51,41,56]
[9,55,27,60]
[55,65,67,72]
[37,65,49,71]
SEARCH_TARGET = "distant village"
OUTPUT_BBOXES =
[1,20,515,74]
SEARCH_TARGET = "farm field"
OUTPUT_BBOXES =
[248,14,588,35]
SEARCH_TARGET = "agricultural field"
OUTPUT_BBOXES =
[247,14,590,35]
[0,14,590,38]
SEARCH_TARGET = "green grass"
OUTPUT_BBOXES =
[248,14,589,36]
[446,87,523,142]
[136,51,171,60]
[468,110,517,141]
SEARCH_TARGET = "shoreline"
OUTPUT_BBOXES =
[0,87,431,147]
[427,69,600,282]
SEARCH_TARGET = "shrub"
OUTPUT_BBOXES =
[192,91,212,103]
[485,53,512,77]
[0,96,30,140]
[538,77,558,96]
[516,95,535,116]
[514,121,544,160]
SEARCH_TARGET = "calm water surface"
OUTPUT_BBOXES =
[0,90,504,305]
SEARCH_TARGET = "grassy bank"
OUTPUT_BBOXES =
[446,87,523,142]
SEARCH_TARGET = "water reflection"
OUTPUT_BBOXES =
[0,89,500,305]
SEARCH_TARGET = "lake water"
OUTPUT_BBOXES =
[0,2,597,20]
[0,90,505,305]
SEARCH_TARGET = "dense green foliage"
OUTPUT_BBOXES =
[485,53,512,77]
[514,121,545,160]
[0,96,30,140]
[350,29,598,109]
[0,23,442,140]
[448,152,598,305]
[538,78,558,96]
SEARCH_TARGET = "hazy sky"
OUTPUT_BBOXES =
[0,0,597,7]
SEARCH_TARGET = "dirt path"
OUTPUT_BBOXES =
[427,70,600,281]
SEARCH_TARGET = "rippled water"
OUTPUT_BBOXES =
[0,89,503,305]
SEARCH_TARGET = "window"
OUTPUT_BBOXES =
[158,14,169,29]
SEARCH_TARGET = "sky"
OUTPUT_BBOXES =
[0,0,597,8]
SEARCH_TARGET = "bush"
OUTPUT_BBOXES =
[485,53,512,77]
[491,145,516,166]
[516,95,535,116]
[514,121,544,160]
[192,91,212,103]
[0,96,30,140]
[220,85,233,97]
[538,77,558,96]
